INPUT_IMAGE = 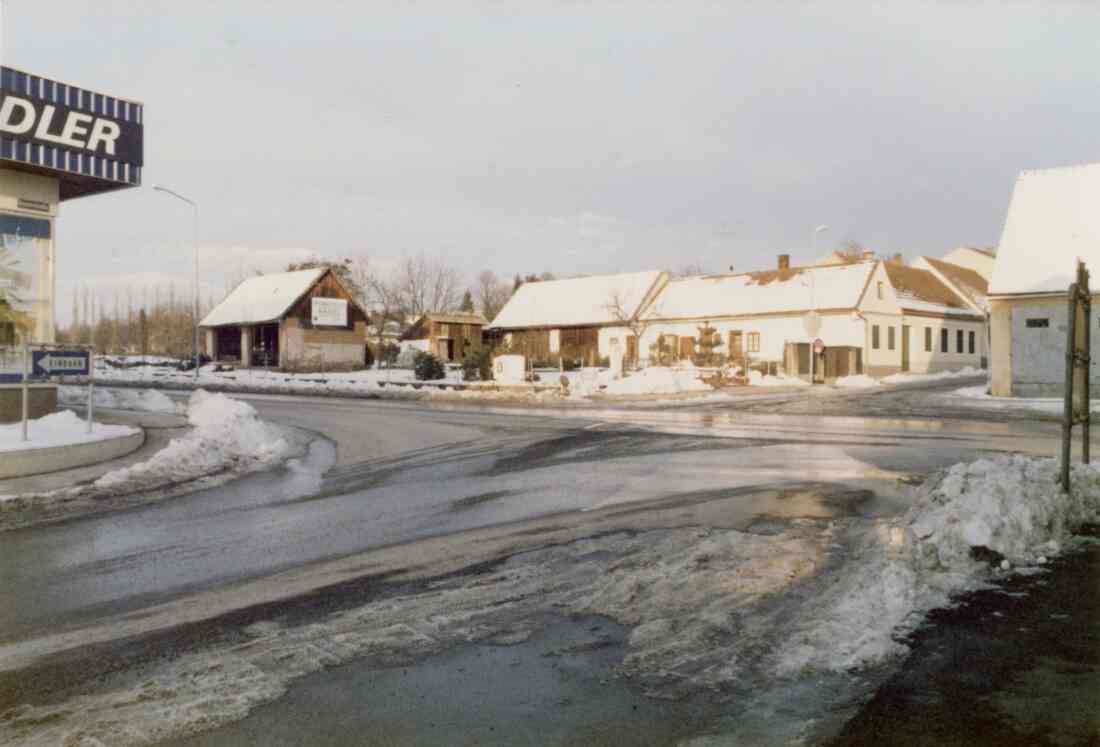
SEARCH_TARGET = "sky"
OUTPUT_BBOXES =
[2,1,1098,324]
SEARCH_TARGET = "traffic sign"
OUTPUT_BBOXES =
[813,338,825,354]
[32,349,90,376]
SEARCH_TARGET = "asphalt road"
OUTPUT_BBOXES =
[0,388,1080,646]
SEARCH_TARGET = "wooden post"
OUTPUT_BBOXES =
[1062,282,1078,492]
[1081,264,1091,464]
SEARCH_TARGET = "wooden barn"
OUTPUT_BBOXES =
[200,267,370,371]
[399,312,488,363]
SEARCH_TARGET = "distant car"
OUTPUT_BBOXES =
[176,353,212,371]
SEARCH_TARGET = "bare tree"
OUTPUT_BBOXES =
[398,253,463,316]
[475,270,511,323]
[605,288,661,367]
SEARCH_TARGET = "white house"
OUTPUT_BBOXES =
[988,162,1100,397]
[630,257,985,380]
[487,271,669,364]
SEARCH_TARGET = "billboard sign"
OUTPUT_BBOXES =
[0,66,143,200]
[311,298,348,327]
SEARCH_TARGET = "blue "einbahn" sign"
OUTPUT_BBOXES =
[31,349,89,376]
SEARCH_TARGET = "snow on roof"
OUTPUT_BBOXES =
[488,271,665,329]
[200,268,326,327]
[646,262,876,320]
[990,162,1100,296]
[883,263,977,316]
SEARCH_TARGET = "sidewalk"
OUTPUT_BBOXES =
[828,524,1100,746]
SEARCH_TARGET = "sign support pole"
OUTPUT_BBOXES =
[21,343,28,442]
[87,345,95,434]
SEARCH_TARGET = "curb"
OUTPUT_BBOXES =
[0,428,146,480]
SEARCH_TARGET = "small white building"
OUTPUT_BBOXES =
[988,163,1100,397]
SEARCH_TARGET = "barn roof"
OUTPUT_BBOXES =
[200,268,326,327]
[990,162,1100,296]
[488,271,666,329]
[646,261,876,320]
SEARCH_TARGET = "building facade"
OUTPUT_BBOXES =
[400,312,487,363]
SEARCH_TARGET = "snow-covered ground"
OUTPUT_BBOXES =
[940,384,1100,415]
[835,366,983,389]
[8,453,1099,746]
[603,365,711,395]
[0,411,138,454]
[58,385,183,414]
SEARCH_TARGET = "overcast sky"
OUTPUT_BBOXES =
[4,1,1099,323]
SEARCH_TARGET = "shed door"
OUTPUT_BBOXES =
[625,335,638,363]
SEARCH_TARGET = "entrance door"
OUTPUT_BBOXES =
[446,339,455,361]
[625,335,638,365]
[729,331,743,363]
[901,325,910,372]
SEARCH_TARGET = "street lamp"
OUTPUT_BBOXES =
[806,224,829,383]
[153,185,200,382]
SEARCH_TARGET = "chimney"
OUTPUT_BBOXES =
[778,254,790,270]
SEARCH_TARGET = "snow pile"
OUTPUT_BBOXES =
[93,390,289,491]
[0,411,138,453]
[777,455,1100,675]
[603,366,711,396]
[881,366,984,385]
[833,374,881,388]
[58,385,183,414]
[747,370,810,387]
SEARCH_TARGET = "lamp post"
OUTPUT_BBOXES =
[153,185,200,383]
[808,225,829,383]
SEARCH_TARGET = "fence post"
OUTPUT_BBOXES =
[87,346,95,434]
[1062,282,1079,491]
[1083,274,1091,464]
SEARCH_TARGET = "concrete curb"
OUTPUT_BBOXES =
[0,429,146,480]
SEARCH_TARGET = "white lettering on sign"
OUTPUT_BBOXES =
[311,298,348,327]
[0,94,121,156]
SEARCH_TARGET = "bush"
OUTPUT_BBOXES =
[462,348,492,381]
[379,342,400,365]
[414,351,446,380]
[363,343,375,368]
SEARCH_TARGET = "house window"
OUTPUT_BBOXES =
[924,327,932,352]
[888,326,896,350]
[968,330,975,354]
[956,329,964,353]
[0,321,13,346]
[747,332,760,353]
[872,325,880,349]
[941,328,949,353]
[876,281,884,300]
[664,335,678,358]
[1026,318,1049,328]
[679,337,695,360]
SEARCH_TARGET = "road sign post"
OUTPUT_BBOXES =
[21,345,29,442]
[1061,261,1091,492]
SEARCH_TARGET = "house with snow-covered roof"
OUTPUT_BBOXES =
[200,267,369,371]
[634,255,985,381]
[487,271,669,364]
[988,162,1100,397]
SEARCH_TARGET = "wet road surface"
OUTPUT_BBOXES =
[0,393,1071,645]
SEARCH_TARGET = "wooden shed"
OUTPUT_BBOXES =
[200,267,370,371]
[400,312,488,363]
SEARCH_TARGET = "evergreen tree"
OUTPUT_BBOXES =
[694,320,721,367]
[460,290,475,313]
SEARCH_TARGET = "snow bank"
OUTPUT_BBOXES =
[833,374,881,389]
[881,366,983,385]
[58,385,182,414]
[93,390,289,491]
[777,455,1100,674]
[747,370,810,387]
[603,366,711,396]
[0,411,138,453]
